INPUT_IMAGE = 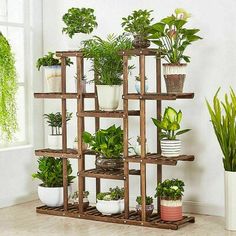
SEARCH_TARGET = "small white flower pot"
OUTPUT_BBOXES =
[48,134,62,149]
[65,33,91,50]
[96,85,121,111]
[225,171,236,231]
[133,143,149,155]
[160,139,181,157]
[96,199,124,215]
[135,80,149,93]
[38,185,72,207]
[44,66,61,92]
[74,79,86,93]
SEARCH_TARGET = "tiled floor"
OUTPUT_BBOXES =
[0,201,235,236]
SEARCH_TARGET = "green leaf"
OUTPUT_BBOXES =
[175,129,191,136]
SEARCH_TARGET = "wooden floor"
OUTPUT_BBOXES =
[0,200,236,236]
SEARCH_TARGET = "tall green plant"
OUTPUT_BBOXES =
[206,88,236,171]
[0,32,18,141]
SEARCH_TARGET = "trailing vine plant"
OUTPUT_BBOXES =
[0,32,18,141]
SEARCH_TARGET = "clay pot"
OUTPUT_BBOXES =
[95,156,124,170]
[132,35,150,49]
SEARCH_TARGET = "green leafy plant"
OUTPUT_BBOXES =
[97,187,124,200]
[206,88,236,171]
[0,32,18,141]
[152,106,190,140]
[121,9,154,37]
[155,179,184,200]
[148,8,202,63]
[62,8,97,38]
[43,112,72,135]
[136,196,153,205]
[36,52,73,71]
[83,125,123,159]
[32,157,75,187]
[82,34,134,85]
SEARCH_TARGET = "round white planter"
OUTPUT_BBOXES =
[44,66,61,93]
[38,185,72,207]
[74,79,86,93]
[225,171,236,231]
[135,80,149,93]
[96,199,124,215]
[65,33,91,50]
[48,134,62,149]
[96,85,121,111]
[160,139,181,157]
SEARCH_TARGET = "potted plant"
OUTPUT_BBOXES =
[121,9,154,48]
[36,52,73,92]
[82,34,134,111]
[148,8,202,93]
[206,88,236,230]
[44,112,72,149]
[155,179,184,221]
[135,75,149,93]
[152,106,190,157]
[0,32,18,141]
[135,196,154,218]
[96,187,124,215]
[62,7,98,49]
[74,75,87,93]
[133,136,149,155]
[73,136,88,151]
[32,157,75,207]
[71,190,90,210]
[83,125,123,170]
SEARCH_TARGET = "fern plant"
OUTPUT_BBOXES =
[0,32,18,141]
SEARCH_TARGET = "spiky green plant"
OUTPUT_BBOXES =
[206,88,236,171]
[0,32,18,141]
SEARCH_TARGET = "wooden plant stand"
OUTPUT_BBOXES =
[34,48,195,230]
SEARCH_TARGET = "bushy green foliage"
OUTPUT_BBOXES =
[83,125,123,159]
[0,32,18,141]
[148,8,202,63]
[155,179,184,200]
[97,186,124,200]
[32,157,75,187]
[152,106,190,140]
[62,8,97,38]
[136,196,153,205]
[206,88,236,171]
[122,9,154,37]
[82,34,134,85]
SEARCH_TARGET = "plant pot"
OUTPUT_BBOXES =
[48,134,62,149]
[72,197,90,211]
[136,204,154,218]
[132,35,150,49]
[163,64,187,93]
[160,139,181,157]
[95,156,124,170]
[74,79,86,93]
[96,85,121,111]
[225,171,236,230]
[135,80,149,93]
[133,143,149,155]
[160,199,182,221]
[65,33,91,50]
[73,141,88,151]
[44,66,61,92]
[38,185,72,207]
[96,199,124,215]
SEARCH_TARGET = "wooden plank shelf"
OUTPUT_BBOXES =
[118,48,160,56]
[56,50,83,57]
[36,204,195,230]
[34,93,95,99]
[123,93,194,100]
[78,110,140,118]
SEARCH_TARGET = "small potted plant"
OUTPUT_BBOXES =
[71,190,90,210]
[83,34,134,111]
[135,75,149,93]
[136,196,154,218]
[155,179,184,221]
[73,136,88,151]
[149,8,202,93]
[44,112,72,149]
[133,136,149,155]
[62,7,98,49]
[82,125,123,170]
[36,52,73,92]
[152,106,190,157]
[32,157,75,207]
[121,9,154,48]
[74,75,87,93]
[96,187,124,215]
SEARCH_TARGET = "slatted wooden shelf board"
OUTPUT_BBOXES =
[56,51,84,57]
[36,204,195,230]
[34,93,95,99]
[118,48,160,56]
[123,93,194,100]
[78,110,140,118]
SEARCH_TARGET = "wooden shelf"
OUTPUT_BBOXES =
[34,93,95,99]
[78,110,140,118]
[118,48,160,56]
[36,204,195,230]
[123,93,194,100]
[56,50,83,57]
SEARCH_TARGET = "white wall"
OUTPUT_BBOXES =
[42,0,236,216]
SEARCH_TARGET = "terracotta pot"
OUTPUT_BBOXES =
[160,199,183,221]
[95,156,124,170]
[136,204,154,218]
[132,35,150,49]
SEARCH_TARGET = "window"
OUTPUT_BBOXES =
[0,0,31,147]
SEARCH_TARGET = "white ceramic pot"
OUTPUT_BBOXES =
[134,144,149,155]
[96,85,121,111]
[44,66,61,92]
[38,185,72,207]
[48,134,62,149]
[160,139,181,157]
[135,80,149,93]
[65,33,91,50]
[74,79,86,93]
[96,199,124,215]
[225,171,236,231]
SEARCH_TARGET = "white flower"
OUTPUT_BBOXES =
[170,186,179,191]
